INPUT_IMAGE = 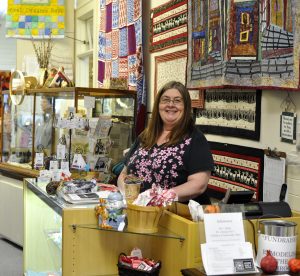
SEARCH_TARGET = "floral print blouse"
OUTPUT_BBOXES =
[125,128,214,196]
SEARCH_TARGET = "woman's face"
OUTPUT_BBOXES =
[159,88,184,130]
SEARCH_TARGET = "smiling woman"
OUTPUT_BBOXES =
[118,81,215,205]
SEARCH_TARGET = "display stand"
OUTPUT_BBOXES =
[24,179,300,276]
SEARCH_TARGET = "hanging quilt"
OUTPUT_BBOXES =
[150,0,188,52]
[196,89,261,140]
[6,0,65,38]
[208,142,264,201]
[187,0,300,90]
[98,0,146,135]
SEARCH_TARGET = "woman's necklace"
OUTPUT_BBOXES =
[157,130,171,146]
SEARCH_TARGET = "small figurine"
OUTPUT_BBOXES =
[95,198,111,229]
[106,192,126,230]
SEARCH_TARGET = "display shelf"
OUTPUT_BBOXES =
[72,223,185,241]
[26,179,185,241]
[45,229,62,250]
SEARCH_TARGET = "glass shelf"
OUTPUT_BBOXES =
[25,179,185,242]
[72,224,185,242]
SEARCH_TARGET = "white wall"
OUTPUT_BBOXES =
[0,16,16,71]
[146,0,300,155]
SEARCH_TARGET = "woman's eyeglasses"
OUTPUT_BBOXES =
[160,97,183,105]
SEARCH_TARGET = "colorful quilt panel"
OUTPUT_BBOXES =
[150,0,188,52]
[6,0,65,38]
[187,0,300,90]
[208,142,264,201]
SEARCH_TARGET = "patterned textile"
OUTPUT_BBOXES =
[6,0,65,38]
[98,0,146,135]
[154,50,187,94]
[196,89,261,140]
[208,142,264,201]
[187,0,300,90]
[150,0,188,52]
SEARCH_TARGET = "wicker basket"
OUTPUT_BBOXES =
[126,204,164,233]
[117,253,161,276]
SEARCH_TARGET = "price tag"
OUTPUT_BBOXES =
[60,161,69,171]
[35,152,44,169]
[49,160,59,171]
[84,96,96,108]
[51,170,61,181]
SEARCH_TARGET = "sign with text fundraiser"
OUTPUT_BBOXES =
[257,234,297,272]
[6,0,65,38]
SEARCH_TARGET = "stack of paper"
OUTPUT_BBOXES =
[201,212,258,275]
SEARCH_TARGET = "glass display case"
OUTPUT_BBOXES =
[23,178,187,276]
[0,87,136,178]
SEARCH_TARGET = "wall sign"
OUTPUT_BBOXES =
[280,112,297,144]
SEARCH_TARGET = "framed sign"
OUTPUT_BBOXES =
[280,112,297,144]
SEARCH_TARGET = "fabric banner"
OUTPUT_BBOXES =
[150,0,188,52]
[98,0,146,135]
[6,0,65,38]
[207,142,264,201]
[187,0,300,90]
[154,50,187,94]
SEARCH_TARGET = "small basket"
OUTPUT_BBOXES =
[126,203,164,233]
[117,253,161,276]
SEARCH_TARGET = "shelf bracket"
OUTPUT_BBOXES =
[72,224,77,233]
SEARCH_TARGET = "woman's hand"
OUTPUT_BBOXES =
[117,166,128,194]
[172,171,211,202]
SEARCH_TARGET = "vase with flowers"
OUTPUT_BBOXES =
[31,36,54,87]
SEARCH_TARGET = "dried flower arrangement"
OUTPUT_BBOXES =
[31,36,54,69]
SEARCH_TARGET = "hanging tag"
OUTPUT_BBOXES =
[61,161,69,172]
[71,153,81,169]
[77,154,87,170]
[72,154,86,170]
[35,152,44,169]
[49,160,59,171]
[57,144,66,159]
[84,96,96,109]
[68,118,76,129]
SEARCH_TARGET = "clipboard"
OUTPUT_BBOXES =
[264,147,286,159]
[263,148,286,202]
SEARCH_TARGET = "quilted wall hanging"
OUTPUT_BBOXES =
[150,0,188,52]
[154,49,205,107]
[187,0,300,90]
[207,142,264,201]
[98,0,146,135]
[6,0,65,38]
[195,89,261,140]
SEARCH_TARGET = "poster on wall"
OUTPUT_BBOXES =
[195,89,261,140]
[187,0,300,90]
[6,0,65,38]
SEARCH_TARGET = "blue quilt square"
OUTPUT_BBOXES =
[119,27,128,57]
